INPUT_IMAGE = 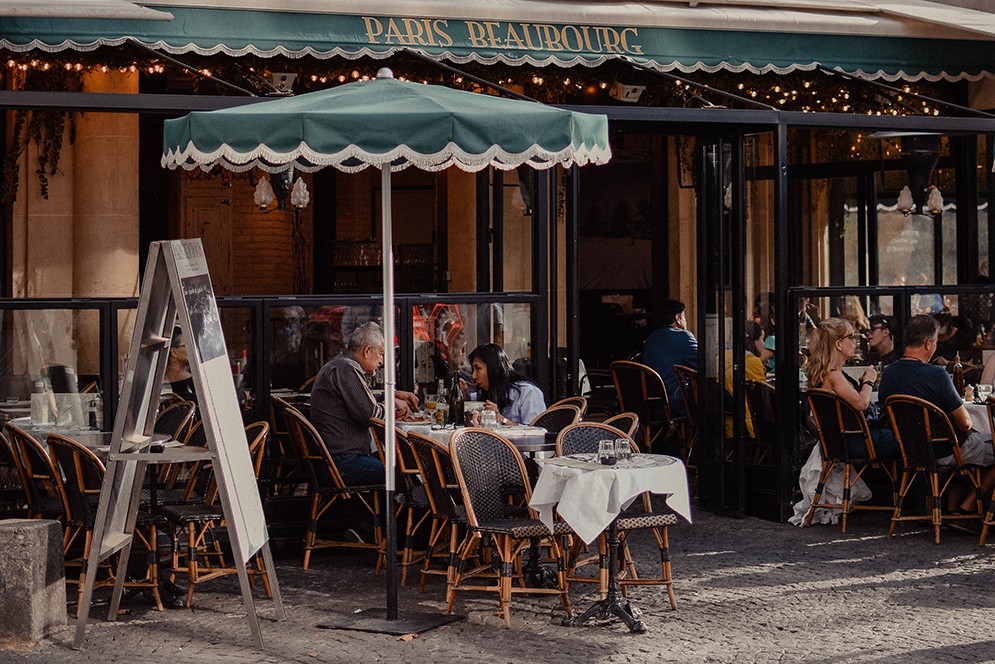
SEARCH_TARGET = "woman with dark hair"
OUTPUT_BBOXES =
[468,343,546,426]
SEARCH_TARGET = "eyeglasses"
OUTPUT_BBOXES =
[840,333,856,341]
[869,325,888,333]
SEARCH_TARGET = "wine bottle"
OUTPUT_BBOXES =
[952,352,965,397]
[448,373,465,427]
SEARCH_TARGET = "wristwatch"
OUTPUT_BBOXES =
[860,380,874,390]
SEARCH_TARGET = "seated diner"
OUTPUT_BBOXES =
[468,343,546,426]
[805,317,899,459]
[308,322,419,486]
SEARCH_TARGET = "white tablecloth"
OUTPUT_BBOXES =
[964,402,992,437]
[396,422,548,451]
[529,454,692,545]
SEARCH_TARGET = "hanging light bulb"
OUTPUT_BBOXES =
[927,186,944,215]
[897,185,914,216]
[290,178,310,209]
[254,177,275,209]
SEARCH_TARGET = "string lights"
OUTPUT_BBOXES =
[2,51,960,119]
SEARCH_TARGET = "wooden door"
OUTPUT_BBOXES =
[182,191,233,295]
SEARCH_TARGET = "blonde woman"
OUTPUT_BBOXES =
[806,317,899,459]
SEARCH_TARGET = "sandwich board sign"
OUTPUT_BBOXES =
[74,239,284,648]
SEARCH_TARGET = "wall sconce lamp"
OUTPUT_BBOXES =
[897,134,943,216]
[254,168,309,211]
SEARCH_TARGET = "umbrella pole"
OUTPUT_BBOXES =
[381,165,399,621]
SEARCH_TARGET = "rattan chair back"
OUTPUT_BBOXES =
[884,394,961,469]
[807,388,876,463]
[48,433,104,529]
[556,422,633,457]
[550,396,588,418]
[154,400,196,441]
[450,428,531,526]
[5,422,65,518]
[0,430,27,517]
[529,404,582,433]
[283,405,348,491]
[611,360,673,449]
[602,412,639,439]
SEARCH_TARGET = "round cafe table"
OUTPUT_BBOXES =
[395,422,550,453]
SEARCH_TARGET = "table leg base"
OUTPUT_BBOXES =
[563,597,646,633]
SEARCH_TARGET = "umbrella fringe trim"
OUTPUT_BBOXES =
[163,142,612,173]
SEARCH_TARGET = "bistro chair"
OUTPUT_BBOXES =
[805,389,897,533]
[580,367,619,417]
[5,422,65,520]
[48,433,164,614]
[151,399,197,490]
[550,396,588,418]
[611,360,681,453]
[297,376,317,394]
[977,397,995,546]
[406,431,467,593]
[744,380,778,465]
[283,406,383,570]
[555,422,679,609]
[370,418,432,585]
[529,404,582,441]
[884,394,983,544]
[448,427,574,627]
[603,412,640,439]
[673,364,699,482]
[154,399,196,442]
[158,422,272,608]
[0,430,28,518]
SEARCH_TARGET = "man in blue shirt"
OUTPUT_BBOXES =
[878,314,995,511]
[642,299,698,417]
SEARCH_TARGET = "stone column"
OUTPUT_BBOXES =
[73,70,141,378]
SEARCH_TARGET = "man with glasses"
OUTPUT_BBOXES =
[866,314,899,368]
[879,314,995,511]
[309,322,419,487]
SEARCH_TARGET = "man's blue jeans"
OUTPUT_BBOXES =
[331,453,385,486]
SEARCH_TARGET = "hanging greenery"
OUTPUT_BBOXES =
[1,64,82,205]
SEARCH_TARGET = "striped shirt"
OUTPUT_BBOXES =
[309,350,384,456]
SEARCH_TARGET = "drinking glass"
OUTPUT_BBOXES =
[598,439,617,465]
[480,409,497,428]
[978,383,993,402]
[614,438,633,463]
[424,394,438,412]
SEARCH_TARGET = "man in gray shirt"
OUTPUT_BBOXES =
[309,322,419,486]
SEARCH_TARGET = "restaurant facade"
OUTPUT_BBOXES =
[5,0,995,520]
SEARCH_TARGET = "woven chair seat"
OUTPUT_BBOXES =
[315,481,384,495]
[616,512,679,530]
[475,518,574,538]
[141,488,198,507]
[158,502,224,524]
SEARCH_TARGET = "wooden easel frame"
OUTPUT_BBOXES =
[74,240,284,649]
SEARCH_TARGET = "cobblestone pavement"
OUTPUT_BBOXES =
[4,507,995,663]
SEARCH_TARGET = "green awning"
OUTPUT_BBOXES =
[5,5,995,82]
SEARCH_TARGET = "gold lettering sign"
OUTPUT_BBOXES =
[362,16,644,56]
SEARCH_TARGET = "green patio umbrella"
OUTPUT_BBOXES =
[162,68,611,627]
